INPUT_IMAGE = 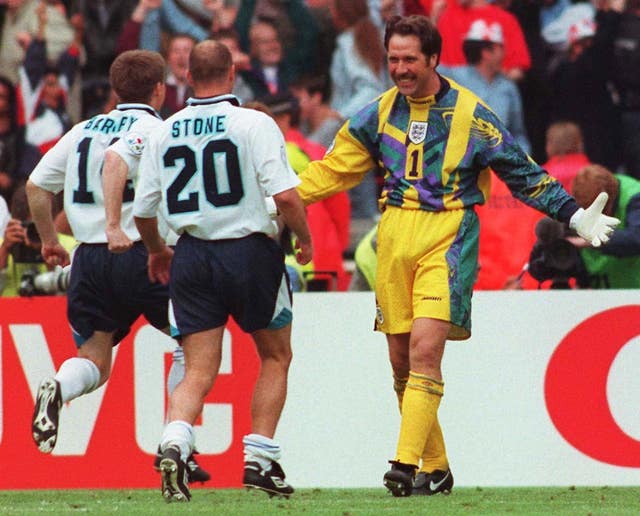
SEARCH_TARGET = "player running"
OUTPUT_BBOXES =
[26,50,208,482]
[133,40,312,503]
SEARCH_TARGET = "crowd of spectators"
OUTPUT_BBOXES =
[0,0,639,292]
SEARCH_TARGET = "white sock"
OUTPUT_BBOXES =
[161,420,194,462]
[243,433,282,471]
[163,349,202,453]
[166,347,185,396]
[55,357,100,403]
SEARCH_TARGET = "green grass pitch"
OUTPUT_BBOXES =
[1,486,639,515]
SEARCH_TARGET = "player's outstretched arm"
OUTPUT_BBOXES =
[273,187,313,265]
[103,150,134,254]
[569,192,621,247]
[25,179,70,267]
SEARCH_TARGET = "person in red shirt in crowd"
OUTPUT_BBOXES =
[437,0,531,81]
[403,0,447,21]
[475,121,590,290]
[542,121,590,192]
[404,0,431,14]
[474,177,542,290]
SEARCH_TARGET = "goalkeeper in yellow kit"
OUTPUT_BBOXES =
[296,14,619,497]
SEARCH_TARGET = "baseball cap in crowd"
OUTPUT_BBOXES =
[464,19,504,44]
[568,18,596,45]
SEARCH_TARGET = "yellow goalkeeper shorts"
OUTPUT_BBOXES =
[374,206,479,340]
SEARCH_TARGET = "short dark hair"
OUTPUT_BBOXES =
[10,182,30,221]
[462,40,495,65]
[242,100,273,117]
[189,40,233,85]
[109,50,166,104]
[289,73,330,102]
[250,16,280,37]
[258,92,301,127]
[384,15,442,61]
[210,27,242,43]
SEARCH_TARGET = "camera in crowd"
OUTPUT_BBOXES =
[528,217,589,289]
[10,220,43,263]
[19,265,70,297]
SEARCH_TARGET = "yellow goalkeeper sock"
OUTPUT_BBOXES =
[395,371,443,466]
[420,418,449,473]
[393,374,408,414]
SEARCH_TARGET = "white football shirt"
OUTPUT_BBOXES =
[29,104,163,243]
[134,94,300,240]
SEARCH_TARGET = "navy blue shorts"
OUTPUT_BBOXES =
[170,233,292,336]
[67,241,169,346]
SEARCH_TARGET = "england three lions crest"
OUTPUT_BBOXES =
[408,121,428,144]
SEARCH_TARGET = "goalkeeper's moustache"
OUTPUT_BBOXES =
[569,192,621,247]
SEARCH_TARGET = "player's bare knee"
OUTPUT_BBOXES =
[183,368,216,396]
[388,352,409,377]
[260,344,292,368]
[274,352,292,372]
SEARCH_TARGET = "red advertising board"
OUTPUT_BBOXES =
[0,297,259,489]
